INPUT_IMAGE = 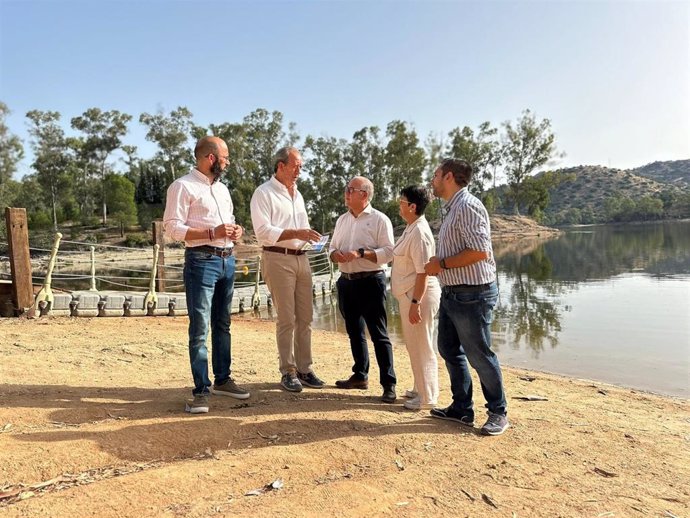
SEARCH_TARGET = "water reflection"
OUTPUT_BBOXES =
[308,220,690,396]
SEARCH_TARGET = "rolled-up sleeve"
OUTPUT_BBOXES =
[373,216,394,264]
[460,204,492,252]
[250,188,283,246]
[163,181,191,242]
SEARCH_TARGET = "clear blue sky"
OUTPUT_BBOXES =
[1,0,688,179]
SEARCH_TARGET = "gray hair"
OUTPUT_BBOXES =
[272,146,299,173]
[351,176,374,202]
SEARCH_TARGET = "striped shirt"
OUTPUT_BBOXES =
[329,204,394,274]
[250,176,310,250]
[163,168,236,249]
[437,188,496,286]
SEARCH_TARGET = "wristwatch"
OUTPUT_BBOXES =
[358,248,365,258]
[411,298,420,304]
[440,258,448,269]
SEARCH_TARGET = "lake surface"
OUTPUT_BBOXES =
[312,220,690,398]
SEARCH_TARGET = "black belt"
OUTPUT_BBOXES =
[443,282,493,293]
[262,246,305,256]
[189,245,234,258]
[340,270,384,280]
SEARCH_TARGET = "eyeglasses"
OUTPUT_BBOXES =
[345,186,367,195]
[398,199,412,205]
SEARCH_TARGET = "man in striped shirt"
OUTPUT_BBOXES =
[164,136,250,414]
[424,158,509,436]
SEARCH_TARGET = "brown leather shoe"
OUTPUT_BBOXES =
[335,376,368,390]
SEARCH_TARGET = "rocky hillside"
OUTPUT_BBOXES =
[632,159,690,188]
[536,159,690,224]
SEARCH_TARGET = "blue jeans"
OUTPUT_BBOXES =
[437,282,507,417]
[184,249,236,395]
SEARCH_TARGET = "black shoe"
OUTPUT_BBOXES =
[381,385,397,404]
[280,372,303,392]
[335,376,368,390]
[297,371,325,388]
[430,405,475,427]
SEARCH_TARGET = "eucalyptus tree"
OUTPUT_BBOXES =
[0,102,24,184]
[447,121,499,196]
[26,110,72,231]
[242,108,289,186]
[209,121,254,228]
[120,144,139,185]
[347,126,385,192]
[301,135,350,233]
[206,109,297,229]
[104,174,137,236]
[501,110,561,215]
[71,108,132,224]
[139,107,194,184]
[382,120,426,223]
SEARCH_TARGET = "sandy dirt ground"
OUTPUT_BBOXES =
[0,316,688,518]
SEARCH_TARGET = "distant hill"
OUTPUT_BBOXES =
[631,159,690,188]
[519,159,690,224]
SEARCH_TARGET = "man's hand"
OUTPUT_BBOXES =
[330,250,358,263]
[408,303,422,325]
[424,256,442,276]
[296,228,321,243]
[214,223,243,241]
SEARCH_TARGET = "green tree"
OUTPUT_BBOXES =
[447,121,499,196]
[26,110,73,231]
[0,102,24,184]
[348,126,385,184]
[71,108,132,225]
[301,136,350,233]
[382,121,426,223]
[209,109,296,229]
[502,110,561,214]
[139,107,194,183]
[104,174,138,236]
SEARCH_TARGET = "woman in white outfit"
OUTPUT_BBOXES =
[391,186,441,410]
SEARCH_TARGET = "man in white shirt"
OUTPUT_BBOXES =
[250,147,325,392]
[329,176,397,403]
[163,136,250,414]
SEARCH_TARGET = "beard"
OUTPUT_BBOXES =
[211,159,224,179]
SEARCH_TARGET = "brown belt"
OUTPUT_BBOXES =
[189,245,234,258]
[262,246,305,256]
[339,270,383,280]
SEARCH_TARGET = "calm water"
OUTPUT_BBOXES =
[312,220,690,398]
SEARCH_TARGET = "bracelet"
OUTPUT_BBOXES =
[208,227,214,241]
[440,258,447,269]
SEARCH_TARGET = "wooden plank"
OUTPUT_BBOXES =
[152,220,166,292]
[5,208,35,317]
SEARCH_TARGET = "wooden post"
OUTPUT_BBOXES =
[152,220,166,292]
[5,208,34,317]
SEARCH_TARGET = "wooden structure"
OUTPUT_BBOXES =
[4,208,35,317]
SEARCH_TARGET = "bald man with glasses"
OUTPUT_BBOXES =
[329,176,397,403]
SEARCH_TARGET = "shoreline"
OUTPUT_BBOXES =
[0,316,688,517]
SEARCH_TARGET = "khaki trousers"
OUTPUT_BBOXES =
[396,283,441,405]
[262,251,314,375]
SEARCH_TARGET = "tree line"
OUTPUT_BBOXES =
[0,101,562,237]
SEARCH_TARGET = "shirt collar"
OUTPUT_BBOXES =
[269,175,296,197]
[445,187,467,208]
[191,168,214,185]
[350,203,373,218]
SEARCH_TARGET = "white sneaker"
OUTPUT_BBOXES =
[403,397,436,411]
[404,389,418,399]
